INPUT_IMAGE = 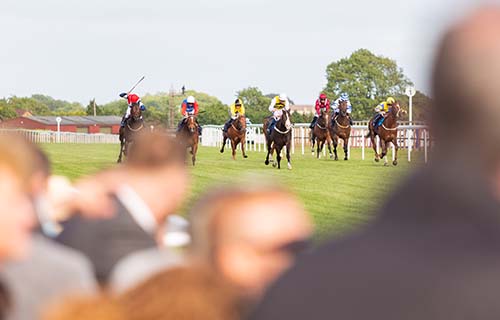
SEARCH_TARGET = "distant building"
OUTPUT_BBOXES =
[15,109,33,117]
[292,105,314,115]
[0,116,122,134]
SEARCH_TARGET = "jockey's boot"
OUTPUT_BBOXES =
[120,116,127,127]
[309,117,317,129]
[223,120,231,133]
[176,120,184,132]
[268,118,277,136]
[198,126,202,136]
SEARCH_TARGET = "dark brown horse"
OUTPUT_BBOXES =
[220,113,248,160]
[117,103,144,163]
[264,109,293,170]
[177,115,199,166]
[330,101,352,161]
[367,101,406,166]
[310,107,333,159]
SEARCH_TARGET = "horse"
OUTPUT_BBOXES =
[367,101,407,166]
[330,100,352,161]
[117,103,144,163]
[264,109,293,170]
[310,107,333,159]
[177,115,199,166]
[220,113,248,160]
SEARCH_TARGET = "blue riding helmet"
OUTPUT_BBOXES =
[340,93,349,102]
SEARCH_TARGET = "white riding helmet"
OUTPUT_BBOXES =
[187,96,196,104]
[279,93,287,101]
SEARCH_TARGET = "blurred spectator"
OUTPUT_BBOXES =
[250,7,500,320]
[0,134,38,319]
[2,144,97,320]
[188,185,312,300]
[42,295,123,320]
[56,132,188,284]
[118,265,242,320]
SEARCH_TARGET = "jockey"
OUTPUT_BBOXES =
[332,93,353,125]
[267,93,290,135]
[119,93,146,127]
[309,93,330,129]
[373,97,396,129]
[177,96,202,135]
[223,98,245,132]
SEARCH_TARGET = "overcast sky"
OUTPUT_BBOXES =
[1,0,486,105]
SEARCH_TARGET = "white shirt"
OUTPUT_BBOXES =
[115,185,157,235]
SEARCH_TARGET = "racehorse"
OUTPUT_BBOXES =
[367,101,406,166]
[117,103,144,163]
[177,115,199,166]
[310,107,333,159]
[264,109,293,170]
[330,100,352,161]
[220,113,248,160]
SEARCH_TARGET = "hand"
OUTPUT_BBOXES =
[140,105,146,111]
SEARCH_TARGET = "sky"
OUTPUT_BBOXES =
[0,0,486,105]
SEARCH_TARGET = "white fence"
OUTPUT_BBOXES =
[0,129,120,144]
[202,123,432,162]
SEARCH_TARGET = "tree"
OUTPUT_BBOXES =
[324,49,413,120]
[237,87,272,123]
[86,99,103,116]
[396,90,432,122]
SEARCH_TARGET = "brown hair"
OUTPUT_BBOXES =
[126,132,186,169]
[119,265,242,320]
[0,133,38,191]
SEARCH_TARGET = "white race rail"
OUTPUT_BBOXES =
[0,129,120,144]
[202,123,431,162]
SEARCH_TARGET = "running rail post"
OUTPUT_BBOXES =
[361,129,365,160]
[301,126,305,155]
[407,128,412,162]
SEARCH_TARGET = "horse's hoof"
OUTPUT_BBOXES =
[384,162,389,167]
[375,158,380,162]
[244,155,248,158]
[393,160,398,166]
[344,158,348,161]
[265,160,269,166]
[329,154,333,159]
[334,157,339,161]
[287,163,292,170]
[272,162,277,168]
[220,149,224,153]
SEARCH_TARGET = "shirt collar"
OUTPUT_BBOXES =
[115,185,157,235]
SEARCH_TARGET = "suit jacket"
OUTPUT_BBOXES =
[251,162,500,320]
[2,234,97,320]
[56,197,157,284]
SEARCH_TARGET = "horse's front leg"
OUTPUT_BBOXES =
[220,134,227,153]
[343,138,349,161]
[333,136,339,161]
[286,141,292,170]
[370,133,380,162]
[265,140,272,165]
[231,139,237,160]
[117,140,124,163]
[380,140,389,166]
[311,133,316,156]
[392,138,399,166]
[241,136,248,159]
[191,143,198,166]
[326,135,334,159]
[276,145,283,169]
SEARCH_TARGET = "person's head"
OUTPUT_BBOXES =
[0,134,36,261]
[119,265,242,320]
[189,184,312,298]
[235,98,242,107]
[127,94,140,107]
[319,93,327,103]
[123,132,189,224]
[340,93,349,102]
[431,7,500,172]
[278,93,287,103]
[386,97,395,105]
[187,95,196,107]
[29,145,51,197]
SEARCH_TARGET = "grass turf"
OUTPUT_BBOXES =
[41,143,423,237]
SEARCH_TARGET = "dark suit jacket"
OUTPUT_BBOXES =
[251,162,500,320]
[56,197,157,284]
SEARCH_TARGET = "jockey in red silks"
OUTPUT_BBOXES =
[177,96,202,135]
[309,93,330,129]
[119,93,146,127]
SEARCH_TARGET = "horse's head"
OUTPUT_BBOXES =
[282,109,292,130]
[339,100,348,116]
[390,101,406,119]
[234,113,246,131]
[186,115,197,133]
[131,103,142,120]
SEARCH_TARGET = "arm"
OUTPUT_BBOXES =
[229,104,236,117]
[140,103,146,111]
[181,102,187,116]
[268,99,276,112]
[194,102,199,115]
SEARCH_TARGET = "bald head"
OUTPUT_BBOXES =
[433,7,500,165]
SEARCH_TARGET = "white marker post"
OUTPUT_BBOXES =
[56,117,62,143]
[405,86,416,162]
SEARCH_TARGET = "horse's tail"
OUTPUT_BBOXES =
[365,130,372,138]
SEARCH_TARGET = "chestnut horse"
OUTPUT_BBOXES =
[220,113,248,160]
[177,115,199,166]
[117,103,144,163]
[264,109,293,170]
[367,101,406,166]
[310,107,333,159]
[330,101,352,161]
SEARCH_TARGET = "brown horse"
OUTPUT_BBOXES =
[367,101,407,166]
[330,101,352,161]
[177,115,199,166]
[117,103,144,163]
[310,107,333,159]
[264,109,293,170]
[220,113,248,160]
